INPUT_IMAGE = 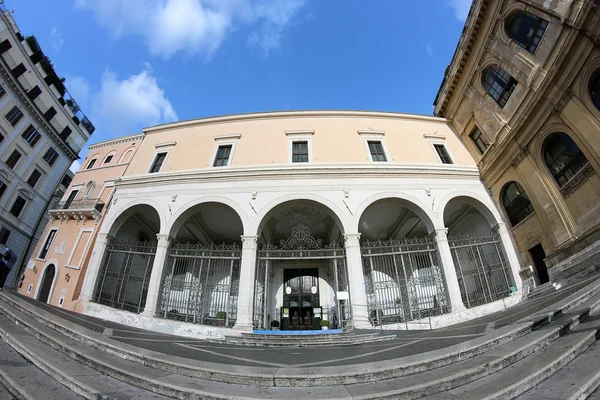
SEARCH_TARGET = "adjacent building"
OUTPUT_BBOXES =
[434,0,600,286]
[0,5,94,288]
[18,134,142,310]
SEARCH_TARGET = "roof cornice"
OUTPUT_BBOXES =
[88,133,144,150]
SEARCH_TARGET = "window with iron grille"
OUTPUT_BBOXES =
[292,141,309,162]
[6,149,22,169]
[10,196,26,218]
[5,106,23,126]
[368,141,387,162]
[38,229,57,259]
[433,144,453,164]
[0,227,10,245]
[507,11,548,54]
[149,152,167,173]
[502,181,535,226]
[213,145,232,167]
[543,133,589,188]
[0,181,6,199]
[483,65,518,108]
[469,127,490,155]
[27,169,42,188]
[22,125,41,147]
[43,147,58,166]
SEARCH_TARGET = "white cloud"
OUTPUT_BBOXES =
[92,69,177,136]
[49,27,64,51]
[75,0,305,58]
[65,75,91,108]
[447,0,472,21]
[426,45,433,57]
[69,160,81,173]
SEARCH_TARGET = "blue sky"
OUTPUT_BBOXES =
[11,0,472,168]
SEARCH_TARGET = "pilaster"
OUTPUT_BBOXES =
[343,233,371,329]
[79,232,111,302]
[434,228,466,313]
[233,235,258,331]
[141,234,171,317]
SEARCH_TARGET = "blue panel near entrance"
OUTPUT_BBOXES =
[253,329,343,335]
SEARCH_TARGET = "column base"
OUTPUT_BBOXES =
[233,323,254,332]
[140,309,156,318]
[451,304,467,313]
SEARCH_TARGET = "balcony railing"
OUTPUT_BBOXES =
[50,198,106,224]
[56,198,105,213]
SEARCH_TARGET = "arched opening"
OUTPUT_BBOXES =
[444,196,514,308]
[93,204,160,313]
[159,202,244,327]
[358,198,449,326]
[37,264,56,303]
[483,65,518,108]
[501,181,535,227]
[589,71,600,111]
[506,11,548,54]
[254,199,347,331]
[543,132,590,188]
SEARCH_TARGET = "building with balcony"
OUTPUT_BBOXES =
[18,133,142,310]
[434,0,600,287]
[0,6,94,289]
[53,111,527,337]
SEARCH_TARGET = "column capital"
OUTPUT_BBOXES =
[344,233,361,248]
[434,227,449,239]
[97,232,111,244]
[241,235,258,249]
[493,222,506,231]
[156,234,171,247]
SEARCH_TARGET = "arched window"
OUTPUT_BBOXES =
[506,11,548,54]
[543,133,589,187]
[502,182,535,226]
[589,72,600,111]
[83,181,95,198]
[483,65,518,108]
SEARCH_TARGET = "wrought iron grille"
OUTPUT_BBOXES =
[361,236,449,326]
[93,239,157,314]
[449,231,514,308]
[158,242,241,328]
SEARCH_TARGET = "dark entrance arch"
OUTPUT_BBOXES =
[38,264,56,303]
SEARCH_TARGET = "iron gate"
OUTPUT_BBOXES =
[448,231,514,308]
[361,236,450,326]
[158,242,241,327]
[93,239,157,313]
[253,224,351,329]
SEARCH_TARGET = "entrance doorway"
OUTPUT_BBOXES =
[529,244,549,284]
[38,264,55,303]
[282,268,319,330]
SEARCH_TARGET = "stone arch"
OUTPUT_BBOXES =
[438,193,499,232]
[102,150,117,165]
[101,199,164,238]
[118,147,136,164]
[574,54,600,117]
[475,57,505,97]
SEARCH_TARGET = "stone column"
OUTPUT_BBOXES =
[233,235,258,331]
[434,228,466,313]
[344,233,371,329]
[494,222,523,290]
[141,234,171,317]
[79,232,111,302]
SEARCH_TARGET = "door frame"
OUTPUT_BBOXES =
[35,260,58,304]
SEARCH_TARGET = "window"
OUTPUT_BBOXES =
[0,39,11,54]
[27,169,42,188]
[433,144,454,164]
[543,133,589,188]
[292,141,309,163]
[103,154,114,165]
[0,227,10,245]
[368,141,387,162]
[64,190,78,209]
[0,84,5,98]
[6,149,22,169]
[11,63,26,79]
[483,65,518,108]
[43,106,57,122]
[83,182,95,198]
[507,11,548,54]
[59,126,72,141]
[38,229,57,259]
[0,131,4,143]
[213,145,232,167]
[27,85,41,100]
[502,181,535,226]
[469,127,490,155]
[5,106,23,126]
[60,174,72,188]
[10,196,27,218]
[149,152,167,173]
[22,125,41,147]
[590,73,600,112]
[86,158,97,170]
[0,181,6,199]
[43,147,58,166]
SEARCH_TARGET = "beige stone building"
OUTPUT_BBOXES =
[18,134,142,311]
[434,0,600,286]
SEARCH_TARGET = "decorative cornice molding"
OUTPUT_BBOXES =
[155,141,176,149]
[214,134,241,141]
[88,134,144,150]
[357,130,385,136]
[285,130,314,136]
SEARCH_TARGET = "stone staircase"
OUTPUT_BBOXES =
[2,279,600,399]
[220,331,396,347]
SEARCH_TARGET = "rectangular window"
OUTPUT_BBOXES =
[64,190,78,209]
[86,159,96,170]
[292,141,309,163]
[368,141,387,162]
[38,229,57,259]
[60,174,72,188]
[213,145,232,167]
[10,196,27,218]
[469,127,490,155]
[6,149,22,169]
[0,84,5,98]
[0,39,12,54]
[27,85,41,100]
[104,155,113,164]
[0,181,6,199]
[22,125,41,147]
[27,169,42,188]
[11,63,26,78]
[149,152,167,173]
[0,227,10,245]
[434,144,454,164]
[43,106,57,122]
[43,147,58,166]
[59,126,72,141]
[0,131,4,143]
[5,106,23,126]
